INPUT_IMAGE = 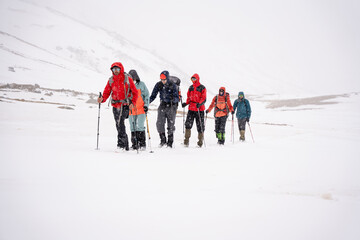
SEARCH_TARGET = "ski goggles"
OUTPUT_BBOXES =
[111,67,121,73]
[191,77,197,81]
[160,74,167,80]
[239,94,244,98]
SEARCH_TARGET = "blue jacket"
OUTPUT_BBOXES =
[233,91,251,119]
[149,71,179,104]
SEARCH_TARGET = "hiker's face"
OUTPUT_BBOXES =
[161,79,167,84]
[219,90,224,96]
[112,67,121,75]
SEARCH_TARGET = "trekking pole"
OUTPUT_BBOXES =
[145,113,154,153]
[205,112,207,127]
[132,108,139,154]
[96,92,102,150]
[247,122,255,143]
[181,97,185,135]
[197,109,206,148]
[231,114,234,144]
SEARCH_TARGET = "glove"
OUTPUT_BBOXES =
[205,110,209,114]
[231,111,235,115]
[144,106,148,113]
[196,103,201,108]
[182,103,187,108]
[246,118,249,122]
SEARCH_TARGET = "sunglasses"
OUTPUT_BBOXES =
[112,67,121,72]
[160,74,167,80]
[191,77,197,81]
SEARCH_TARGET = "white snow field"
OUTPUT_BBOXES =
[1,0,360,239]
[0,87,359,240]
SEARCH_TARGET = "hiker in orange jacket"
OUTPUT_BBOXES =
[206,87,234,145]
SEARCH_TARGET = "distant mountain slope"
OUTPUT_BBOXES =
[0,0,188,93]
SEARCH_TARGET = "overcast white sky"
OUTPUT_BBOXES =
[5,0,360,94]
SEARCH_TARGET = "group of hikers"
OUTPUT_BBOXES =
[97,62,251,152]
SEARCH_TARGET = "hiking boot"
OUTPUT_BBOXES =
[197,132,204,147]
[137,131,146,149]
[240,130,245,141]
[167,133,174,148]
[216,132,225,145]
[184,129,191,147]
[130,132,138,150]
[159,132,167,147]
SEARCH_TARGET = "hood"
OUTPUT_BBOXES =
[218,87,226,96]
[238,91,245,98]
[129,69,140,82]
[192,73,200,82]
[160,70,170,80]
[110,62,125,76]
[191,73,200,86]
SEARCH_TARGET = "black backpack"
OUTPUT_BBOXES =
[169,75,181,101]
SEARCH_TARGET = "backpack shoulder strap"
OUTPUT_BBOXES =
[124,73,132,102]
[109,76,114,87]
[124,73,130,85]
[109,74,129,87]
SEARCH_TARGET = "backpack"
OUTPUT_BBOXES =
[169,75,181,101]
[214,92,230,115]
[108,73,132,105]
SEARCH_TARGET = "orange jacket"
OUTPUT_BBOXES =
[206,87,234,117]
[130,88,145,115]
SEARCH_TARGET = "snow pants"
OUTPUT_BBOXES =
[215,115,228,133]
[129,114,146,132]
[237,118,247,131]
[113,106,129,149]
[156,102,177,134]
[185,110,205,133]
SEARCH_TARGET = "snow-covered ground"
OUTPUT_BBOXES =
[0,86,359,240]
[1,0,360,239]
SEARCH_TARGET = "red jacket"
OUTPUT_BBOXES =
[185,73,207,111]
[102,62,138,108]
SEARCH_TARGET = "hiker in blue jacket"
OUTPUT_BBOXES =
[149,70,179,148]
[233,91,251,141]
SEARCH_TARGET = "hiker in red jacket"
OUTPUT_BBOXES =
[97,62,138,152]
[182,73,207,147]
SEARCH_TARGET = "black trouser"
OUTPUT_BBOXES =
[113,106,129,149]
[185,110,205,133]
[237,118,247,131]
[156,102,177,135]
[215,115,228,133]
